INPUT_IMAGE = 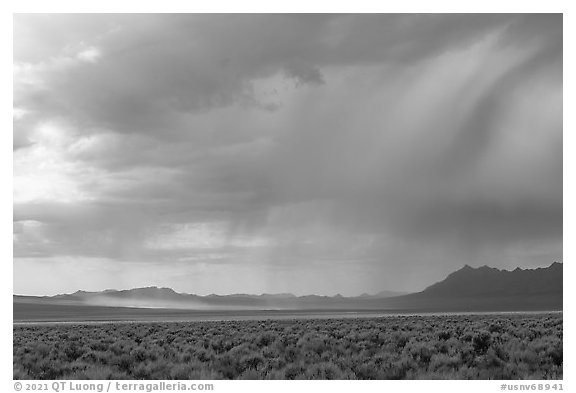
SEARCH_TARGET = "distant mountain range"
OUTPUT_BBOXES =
[420,262,562,297]
[381,262,563,312]
[14,286,407,310]
[14,263,562,315]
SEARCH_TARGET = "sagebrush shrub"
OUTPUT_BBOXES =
[13,314,562,380]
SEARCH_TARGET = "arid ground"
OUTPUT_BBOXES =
[13,313,562,380]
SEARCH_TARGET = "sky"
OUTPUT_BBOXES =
[13,14,562,296]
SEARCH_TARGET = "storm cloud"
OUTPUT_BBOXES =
[13,14,562,296]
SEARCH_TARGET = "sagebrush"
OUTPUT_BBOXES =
[13,313,562,379]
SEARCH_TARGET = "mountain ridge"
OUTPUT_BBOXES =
[418,261,562,297]
[13,262,562,313]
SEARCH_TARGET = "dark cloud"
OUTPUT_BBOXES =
[13,14,562,295]
[14,14,516,139]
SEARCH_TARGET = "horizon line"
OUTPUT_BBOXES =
[13,261,562,298]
